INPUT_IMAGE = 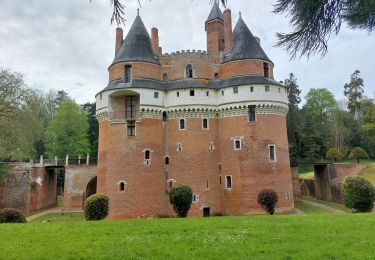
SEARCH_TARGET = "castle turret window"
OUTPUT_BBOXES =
[248,105,256,122]
[162,112,168,121]
[225,176,232,189]
[165,156,169,165]
[233,86,238,94]
[124,65,132,83]
[269,144,276,162]
[119,181,127,192]
[206,91,210,96]
[192,194,199,203]
[127,122,136,136]
[221,90,224,96]
[154,92,159,98]
[202,118,209,129]
[177,92,180,97]
[234,139,241,150]
[179,119,185,130]
[144,150,151,165]
[185,64,193,78]
[250,86,254,92]
[163,74,168,81]
[190,90,195,96]
[263,62,269,78]
[265,85,270,92]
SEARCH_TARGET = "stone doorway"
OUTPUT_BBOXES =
[203,207,210,217]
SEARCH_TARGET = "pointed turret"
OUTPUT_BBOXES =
[111,13,159,66]
[224,15,272,63]
[205,3,225,53]
[206,2,224,22]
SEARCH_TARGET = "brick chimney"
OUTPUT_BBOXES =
[115,27,123,55]
[151,27,160,56]
[224,9,233,53]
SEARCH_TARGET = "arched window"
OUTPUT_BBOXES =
[165,156,169,165]
[145,150,150,160]
[185,64,193,78]
[119,181,126,192]
[226,176,232,189]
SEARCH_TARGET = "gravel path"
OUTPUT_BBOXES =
[301,199,346,213]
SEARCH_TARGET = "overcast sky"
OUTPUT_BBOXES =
[0,0,374,104]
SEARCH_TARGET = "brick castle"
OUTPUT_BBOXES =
[96,4,294,219]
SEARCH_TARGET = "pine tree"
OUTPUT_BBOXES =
[344,70,364,117]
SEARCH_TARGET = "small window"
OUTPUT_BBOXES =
[165,156,169,165]
[214,73,219,79]
[119,181,126,192]
[124,65,132,83]
[192,194,199,203]
[233,86,238,94]
[144,150,150,160]
[263,62,270,78]
[206,180,209,190]
[269,144,276,162]
[202,118,208,129]
[177,143,182,151]
[234,139,241,150]
[179,119,185,130]
[127,121,136,136]
[154,92,159,99]
[177,91,180,97]
[219,175,222,184]
[168,179,175,189]
[206,91,209,96]
[248,105,256,122]
[190,90,195,96]
[186,64,193,78]
[163,74,168,81]
[209,142,214,150]
[250,86,254,92]
[99,93,102,100]
[221,90,224,96]
[225,176,232,189]
[265,86,270,92]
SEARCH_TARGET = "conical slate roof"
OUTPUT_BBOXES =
[111,14,158,66]
[224,16,272,63]
[206,3,224,22]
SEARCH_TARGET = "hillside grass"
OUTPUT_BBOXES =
[360,162,375,185]
[302,196,352,213]
[294,201,330,214]
[1,214,375,259]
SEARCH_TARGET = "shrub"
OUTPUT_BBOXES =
[84,193,109,220]
[342,176,375,212]
[348,147,369,163]
[169,184,193,218]
[326,148,342,161]
[0,208,27,223]
[257,189,279,215]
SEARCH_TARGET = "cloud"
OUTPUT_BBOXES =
[0,0,374,104]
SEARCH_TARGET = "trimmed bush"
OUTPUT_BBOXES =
[169,184,193,218]
[0,208,27,223]
[342,176,375,212]
[348,147,369,163]
[84,193,109,220]
[326,148,342,162]
[257,189,279,215]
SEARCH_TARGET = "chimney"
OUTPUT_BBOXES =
[151,27,160,56]
[115,27,123,55]
[255,36,261,45]
[224,9,233,53]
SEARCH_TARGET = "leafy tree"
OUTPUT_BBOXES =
[169,184,193,218]
[326,148,342,162]
[344,70,364,117]
[274,0,375,58]
[284,73,302,159]
[362,98,375,143]
[348,147,369,163]
[45,101,90,158]
[257,189,278,215]
[327,109,351,156]
[300,110,321,160]
[342,176,375,212]
[83,103,99,157]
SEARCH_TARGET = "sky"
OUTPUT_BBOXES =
[0,0,374,104]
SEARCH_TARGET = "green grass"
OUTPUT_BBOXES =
[0,162,9,180]
[2,214,375,259]
[360,162,375,185]
[294,201,329,214]
[299,171,314,180]
[30,213,84,223]
[302,196,352,213]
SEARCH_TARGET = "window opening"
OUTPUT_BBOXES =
[226,176,232,189]
[233,86,238,94]
[163,74,168,81]
[124,65,132,83]
[127,122,135,136]
[263,62,269,78]
[250,86,254,92]
[119,182,126,191]
[177,91,180,97]
[179,119,185,130]
[206,91,209,96]
[214,73,219,79]
[162,111,167,121]
[154,92,159,98]
[269,145,276,162]
[221,90,224,96]
[248,105,256,122]
[185,64,193,78]
[145,150,150,160]
[202,118,208,129]
[265,85,270,92]
[165,156,169,165]
[190,90,195,96]
[126,96,136,119]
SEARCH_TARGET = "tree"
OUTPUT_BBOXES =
[326,148,342,162]
[83,103,99,157]
[348,147,369,163]
[327,109,351,156]
[362,98,375,143]
[344,70,364,117]
[342,176,375,212]
[283,73,302,159]
[257,189,279,215]
[169,184,193,217]
[274,0,375,58]
[45,101,90,158]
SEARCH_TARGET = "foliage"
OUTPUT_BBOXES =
[362,98,375,143]
[45,101,90,158]
[348,147,369,163]
[0,208,27,223]
[84,193,109,220]
[344,70,364,117]
[342,176,375,212]
[274,0,375,58]
[169,184,193,217]
[257,189,279,215]
[82,102,99,157]
[326,148,342,161]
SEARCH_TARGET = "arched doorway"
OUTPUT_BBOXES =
[83,176,97,208]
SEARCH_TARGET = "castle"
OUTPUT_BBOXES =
[95,4,294,219]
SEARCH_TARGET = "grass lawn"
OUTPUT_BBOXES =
[1,214,375,259]
[302,196,352,213]
[360,162,375,185]
[294,201,329,214]
[30,213,84,223]
[299,171,314,180]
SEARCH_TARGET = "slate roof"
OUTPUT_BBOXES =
[224,16,272,64]
[99,76,282,93]
[110,14,159,67]
[206,3,224,22]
